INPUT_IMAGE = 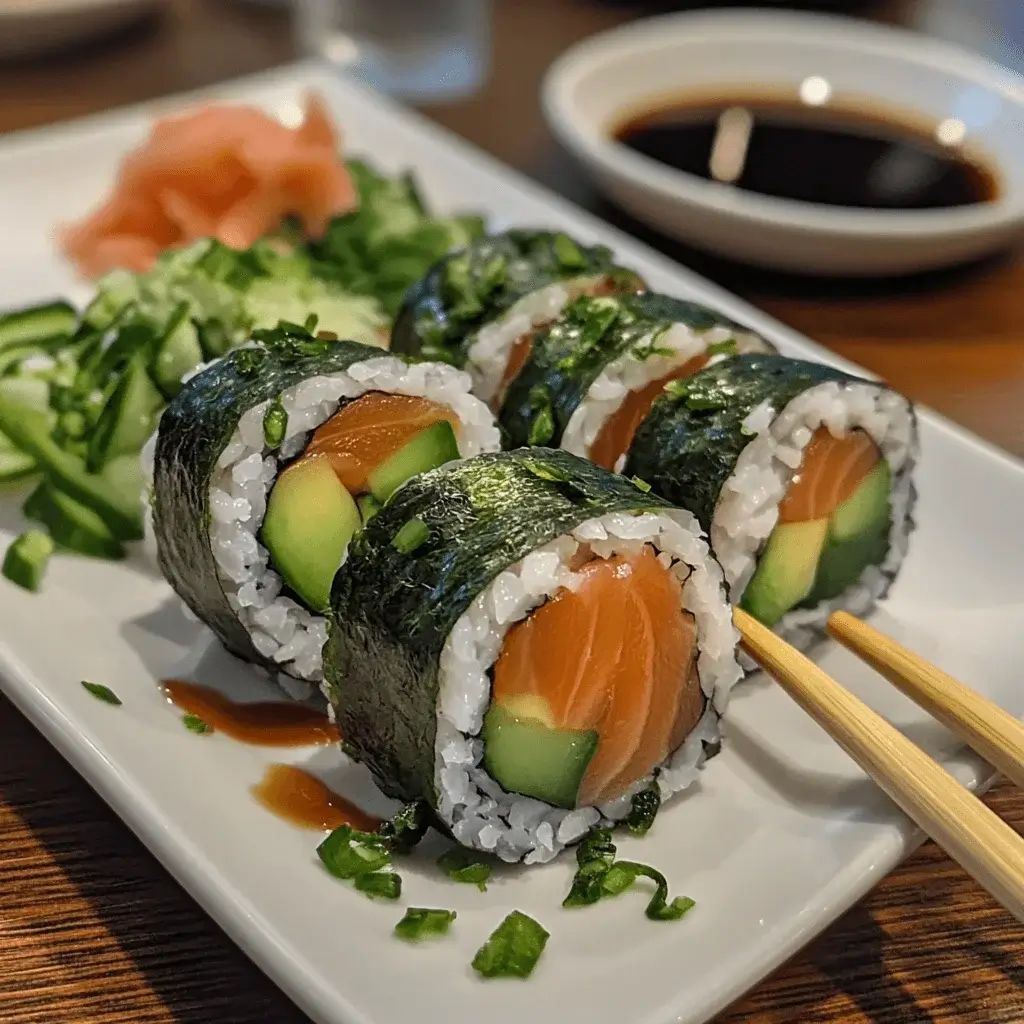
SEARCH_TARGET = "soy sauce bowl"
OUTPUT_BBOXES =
[543,9,1024,276]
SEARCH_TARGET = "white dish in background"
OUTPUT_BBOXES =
[1,61,1024,1024]
[0,0,166,61]
[543,9,1024,276]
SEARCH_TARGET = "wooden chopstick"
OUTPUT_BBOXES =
[733,607,1024,925]
[827,611,1024,791]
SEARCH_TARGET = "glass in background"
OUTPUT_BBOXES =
[295,0,491,102]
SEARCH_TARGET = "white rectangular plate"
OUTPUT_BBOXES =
[1,62,1022,1024]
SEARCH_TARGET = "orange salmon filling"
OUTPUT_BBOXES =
[777,427,880,524]
[588,354,711,471]
[491,546,702,807]
[298,392,458,495]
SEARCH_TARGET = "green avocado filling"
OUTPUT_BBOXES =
[740,459,892,628]
[482,699,598,810]
[260,406,460,613]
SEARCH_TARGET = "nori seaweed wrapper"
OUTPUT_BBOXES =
[624,353,893,531]
[500,292,774,451]
[390,229,644,366]
[151,325,387,670]
[323,448,681,805]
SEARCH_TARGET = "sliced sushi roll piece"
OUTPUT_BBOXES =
[144,323,500,688]
[390,230,645,405]
[324,448,740,864]
[500,293,774,469]
[624,354,918,650]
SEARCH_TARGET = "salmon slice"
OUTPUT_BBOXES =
[777,427,880,524]
[59,92,356,279]
[494,334,534,405]
[300,392,458,495]
[589,354,710,471]
[491,545,700,807]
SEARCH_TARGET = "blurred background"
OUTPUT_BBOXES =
[1,0,1022,299]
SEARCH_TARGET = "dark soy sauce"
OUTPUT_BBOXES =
[613,91,999,210]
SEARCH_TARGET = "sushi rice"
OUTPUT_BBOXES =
[143,355,500,688]
[560,321,768,473]
[466,276,608,405]
[434,507,740,864]
[715,381,917,652]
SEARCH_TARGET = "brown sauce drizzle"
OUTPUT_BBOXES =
[252,764,379,832]
[162,680,339,748]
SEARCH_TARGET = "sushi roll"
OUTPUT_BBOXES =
[144,323,500,687]
[500,293,774,469]
[390,230,645,406]
[624,354,918,650]
[324,448,740,863]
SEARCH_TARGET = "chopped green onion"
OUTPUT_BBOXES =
[81,680,122,706]
[437,848,492,892]
[262,397,288,448]
[304,313,320,334]
[562,827,694,921]
[706,339,738,357]
[379,801,431,854]
[394,907,456,941]
[562,828,617,907]
[612,861,696,921]
[3,530,55,593]
[182,713,212,734]
[471,911,549,979]
[317,824,392,880]
[234,347,267,376]
[526,385,556,446]
[624,783,660,837]
[552,233,587,269]
[392,517,430,554]
[527,406,555,447]
[354,871,402,900]
[630,476,652,494]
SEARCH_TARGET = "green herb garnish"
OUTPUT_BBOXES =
[630,476,652,494]
[563,826,694,921]
[392,517,430,554]
[553,232,587,269]
[379,801,431,854]
[3,530,55,593]
[706,338,739,357]
[624,782,661,837]
[262,397,287,448]
[394,907,457,941]
[354,870,402,900]
[471,911,549,979]
[437,848,493,892]
[234,347,267,376]
[317,824,392,879]
[562,828,617,907]
[81,680,122,706]
[526,384,555,446]
[606,861,696,921]
[317,824,404,902]
[182,713,212,734]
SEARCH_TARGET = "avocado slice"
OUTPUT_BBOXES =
[261,457,361,612]
[802,522,889,607]
[482,700,598,809]
[800,462,892,607]
[829,460,891,542]
[739,517,829,628]
[366,420,459,503]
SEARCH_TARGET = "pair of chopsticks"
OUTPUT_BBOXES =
[734,607,1024,925]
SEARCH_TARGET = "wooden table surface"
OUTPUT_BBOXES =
[2,1,1023,1022]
